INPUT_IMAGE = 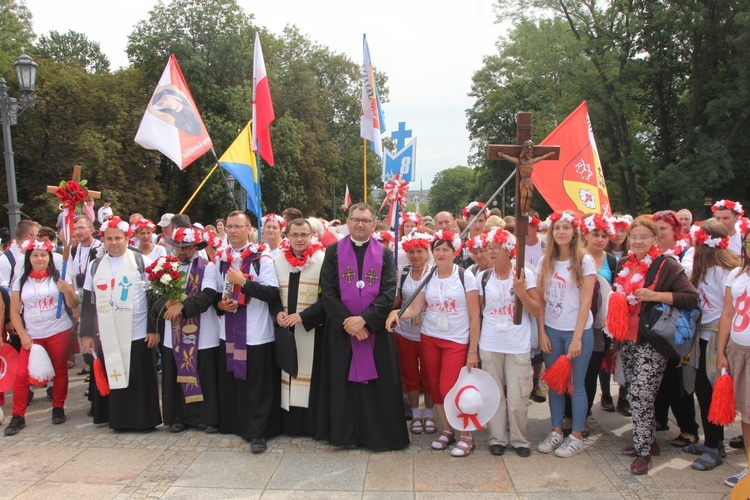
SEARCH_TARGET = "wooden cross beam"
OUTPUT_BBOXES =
[45,165,101,199]
[487,113,561,324]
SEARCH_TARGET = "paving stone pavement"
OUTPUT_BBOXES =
[0,359,742,499]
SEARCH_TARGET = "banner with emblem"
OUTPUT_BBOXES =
[532,101,612,216]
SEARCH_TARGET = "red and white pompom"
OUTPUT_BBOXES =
[28,344,55,386]
[461,201,490,221]
[20,239,55,253]
[690,224,730,249]
[401,231,432,251]
[712,199,744,216]
[132,219,157,232]
[171,227,203,245]
[580,214,616,237]
[100,216,132,237]
[486,227,516,256]
[432,230,462,253]
[261,213,286,229]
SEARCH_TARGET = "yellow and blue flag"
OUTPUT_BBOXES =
[219,122,262,221]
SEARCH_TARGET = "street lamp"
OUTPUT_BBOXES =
[1,54,38,229]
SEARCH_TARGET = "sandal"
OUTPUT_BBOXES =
[431,430,456,450]
[410,418,424,434]
[77,367,90,376]
[671,433,699,448]
[450,435,476,457]
[424,417,437,434]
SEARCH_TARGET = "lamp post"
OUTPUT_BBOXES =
[1,54,38,229]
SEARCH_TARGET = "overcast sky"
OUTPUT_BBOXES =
[24,0,505,189]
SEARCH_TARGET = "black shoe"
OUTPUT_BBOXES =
[47,386,53,401]
[4,415,26,436]
[251,437,267,454]
[51,407,66,425]
[513,446,531,458]
[169,422,187,433]
[490,444,506,456]
[530,386,547,403]
[27,390,34,406]
[730,435,745,449]
[600,394,615,412]
[616,399,632,417]
[87,408,94,417]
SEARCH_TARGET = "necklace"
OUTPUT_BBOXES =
[663,238,689,260]
[614,245,661,306]
[282,241,323,272]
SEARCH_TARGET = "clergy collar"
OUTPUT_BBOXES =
[351,237,370,247]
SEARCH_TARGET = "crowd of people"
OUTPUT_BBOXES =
[2,197,750,490]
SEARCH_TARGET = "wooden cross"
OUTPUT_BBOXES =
[487,113,561,324]
[342,266,356,284]
[365,267,379,286]
[46,165,101,200]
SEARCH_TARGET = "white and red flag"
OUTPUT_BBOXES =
[253,33,275,166]
[135,54,212,170]
[360,34,386,159]
[342,184,352,211]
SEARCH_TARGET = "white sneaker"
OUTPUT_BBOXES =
[725,467,748,487]
[554,435,584,458]
[0,407,4,425]
[537,431,564,454]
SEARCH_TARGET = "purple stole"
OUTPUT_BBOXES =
[337,236,383,383]
[220,250,259,381]
[171,257,205,403]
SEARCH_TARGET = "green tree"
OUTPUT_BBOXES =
[37,30,110,74]
[428,166,476,215]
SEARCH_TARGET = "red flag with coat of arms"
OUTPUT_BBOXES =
[532,101,611,216]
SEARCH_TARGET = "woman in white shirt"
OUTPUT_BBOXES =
[261,214,285,259]
[133,219,167,261]
[536,211,596,458]
[479,228,541,458]
[5,240,79,436]
[387,230,480,457]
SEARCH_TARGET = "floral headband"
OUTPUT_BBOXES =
[609,216,632,230]
[545,211,579,228]
[461,201,490,221]
[486,227,516,255]
[201,229,224,249]
[20,239,55,253]
[132,219,156,231]
[261,213,286,228]
[432,230,462,252]
[401,231,432,252]
[737,218,750,238]
[100,216,132,237]
[399,211,422,227]
[465,233,488,252]
[580,214,615,237]
[172,227,203,244]
[529,215,541,226]
[712,199,744,216]
[690,225,730,249]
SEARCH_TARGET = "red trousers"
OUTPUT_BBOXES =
[395,333,431,395]
[12,329,72,417]
[420,334,467,405]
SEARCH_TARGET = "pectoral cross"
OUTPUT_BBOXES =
[487,113,561,324]
[364,267,379,286]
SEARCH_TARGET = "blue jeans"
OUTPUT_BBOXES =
[542,326,594,432]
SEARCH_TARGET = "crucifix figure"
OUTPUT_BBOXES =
[487,113,560,324]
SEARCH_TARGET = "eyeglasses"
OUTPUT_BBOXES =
[349,218,373,225]
[742,240,750,249]
[226,224,248,230]
[629,234,655,241]
[288,233,311,240]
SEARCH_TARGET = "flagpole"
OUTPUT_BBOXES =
[393,204,400,269]
[209,147,239,212]
[179,163,220,214]
[363,139,368,203]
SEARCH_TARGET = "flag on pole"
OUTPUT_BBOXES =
[361,34,386,159]
[342,184,352,211]
[219,122,262,222]
[533,101,612,216]
[253,33,275,166]
[135,54,212,170]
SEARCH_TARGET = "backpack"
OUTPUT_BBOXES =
[3,251,16,284]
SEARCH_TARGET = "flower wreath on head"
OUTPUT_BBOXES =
[172,227,203,245]
[215,242,267,264]
[201,229,224,249]
[580,214,616,237]
[132,219,157,232]
[528,215,541,227]
[690,224,730,249]
[99,216,132,237]
[545,211,579,228]
[432,230,462,253]
[401,231,432,252]
[712,199,744,216]
[279,237,324,273]
[609,216,632,231]
[461,201,490,221]
[373,231,396,250]
[261,213,286,229]
[465,233,487,252]
[399,211,422,228]
[486,227,516,256]
[20,239,55,253]
[319,218,329,230]
[737,217,750,238]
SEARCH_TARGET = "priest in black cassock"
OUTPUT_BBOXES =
[316,203,409,451]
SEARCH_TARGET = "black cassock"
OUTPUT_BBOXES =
[316,240,409,451]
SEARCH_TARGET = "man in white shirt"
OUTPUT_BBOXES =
[0,220,39,290]
[97,198,113,225]
[712,199,743,256]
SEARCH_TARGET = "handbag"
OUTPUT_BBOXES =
[274,325,298,378]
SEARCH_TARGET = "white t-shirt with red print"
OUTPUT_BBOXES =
[537,254,596,331]
[726,267,750,346]
[420,265,478,344]
[479,267,536,354]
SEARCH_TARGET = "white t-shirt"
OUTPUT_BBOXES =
[681,246,695,279]
[97,205,113,224]
[164,259,220,350]
[13,275,74,339]
[395,265,431,342]
[142,245,167,261]
[525,240,544,267]
[479,267,536,354]
[697,266,731,340]
[729,232,742,257]
[67,241,104,290]
[726,267,750,346]
[421,265,478,344]
[537,254,596,331]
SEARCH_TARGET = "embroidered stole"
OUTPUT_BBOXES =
[93,251,138,389]
[337,236,383,383]
[171,257,205,403]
